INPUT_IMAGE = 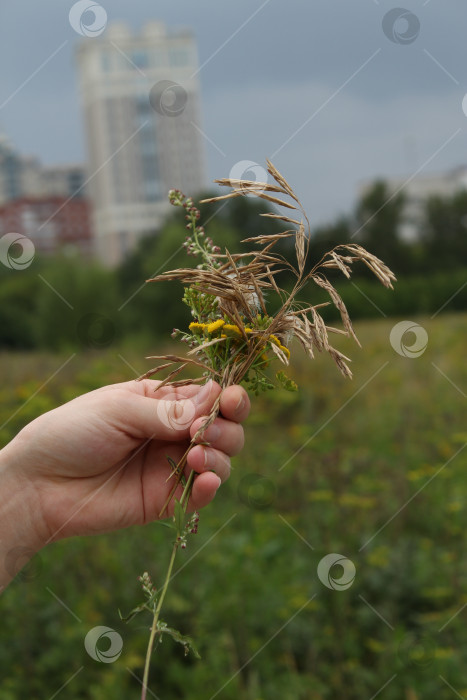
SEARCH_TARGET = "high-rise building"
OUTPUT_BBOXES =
[0,134,91,256]
[40,164,87,200]
[0,135,40,204]
[0,134,87,204]
[76,21,206,266]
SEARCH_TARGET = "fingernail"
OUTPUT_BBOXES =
[235,395,245,413]
[195,379,213,406]
[214,475,221,492]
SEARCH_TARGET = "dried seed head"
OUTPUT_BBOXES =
[145,161,395,384]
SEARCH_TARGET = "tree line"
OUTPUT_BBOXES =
[1,183,466,350]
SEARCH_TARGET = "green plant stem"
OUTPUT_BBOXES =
[141,470,195,700]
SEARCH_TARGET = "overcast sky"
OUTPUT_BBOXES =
[1,0,467,226]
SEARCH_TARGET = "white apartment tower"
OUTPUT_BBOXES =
[76,22,206,265]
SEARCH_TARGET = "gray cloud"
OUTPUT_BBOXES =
[0,0,466,225]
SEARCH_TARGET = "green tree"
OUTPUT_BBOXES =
[353,181,410,274]
[307,218,351,271]
[34,256,118,351]
[422,191,467,270]
[0,266,40,349]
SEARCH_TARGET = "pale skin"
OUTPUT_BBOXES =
[0,378,250,590]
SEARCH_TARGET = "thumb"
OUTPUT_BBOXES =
[124,379,221,441]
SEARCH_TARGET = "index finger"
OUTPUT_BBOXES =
[219,385,250,423]
[128,378,219,401]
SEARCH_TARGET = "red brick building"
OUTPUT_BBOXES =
[0,196,93,256]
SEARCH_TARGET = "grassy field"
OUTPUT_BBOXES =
[1,314,467,699]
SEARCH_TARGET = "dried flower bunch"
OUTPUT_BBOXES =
[142,159,395,391]
[130,161,396,698]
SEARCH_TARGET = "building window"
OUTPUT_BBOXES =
[169,48,189,67]
[101,51,111,72]
[149,49,166,68]
[130,50,148,70]
[68,172,84,198]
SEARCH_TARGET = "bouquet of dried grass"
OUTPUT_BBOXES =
[127,161,395,698]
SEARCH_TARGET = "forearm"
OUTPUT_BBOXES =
[0,441,45,591]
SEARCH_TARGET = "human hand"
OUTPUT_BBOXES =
[0,379,249,587]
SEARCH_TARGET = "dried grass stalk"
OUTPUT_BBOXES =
[144,161,395,387]
[132,161,396,700]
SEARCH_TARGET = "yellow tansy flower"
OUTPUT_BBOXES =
[260,352,270,366]
[223,324,243,338]
[189,322,205,333]
[269,333,290,359]
[206,319,225,334]
[222,325,254,340]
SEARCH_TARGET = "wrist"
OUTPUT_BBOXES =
[0,441,47,590]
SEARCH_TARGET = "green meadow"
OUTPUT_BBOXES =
[1,313,467,699]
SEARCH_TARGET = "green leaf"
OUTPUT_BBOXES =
[155,520,176,530]
[276,370,298,392]
[166,456,179,476]
[118,603,148,623]
[173,499,185,533]
[157,621,201,659]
